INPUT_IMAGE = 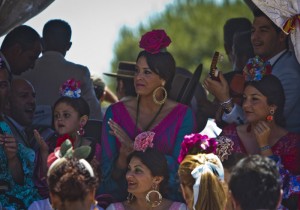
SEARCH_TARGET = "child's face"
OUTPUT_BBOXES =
[54,102,81,136]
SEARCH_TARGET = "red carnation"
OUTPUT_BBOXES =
[139,29,171,54]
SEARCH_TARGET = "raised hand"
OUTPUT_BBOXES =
[253,121,271,147]
[203,72,231,103]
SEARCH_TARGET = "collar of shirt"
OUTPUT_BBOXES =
[268,50,287,65]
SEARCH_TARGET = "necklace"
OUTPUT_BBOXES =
[135,97,164,134]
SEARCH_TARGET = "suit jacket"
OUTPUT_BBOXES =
[223,50,300,133]
[20,51,102,120]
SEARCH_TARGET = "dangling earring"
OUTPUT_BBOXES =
[152,86,167,105]
[77,122,85,136]
[127,193,135,203]
[266,109,275,122]
[146,184,162,207]
[92,200,98,210]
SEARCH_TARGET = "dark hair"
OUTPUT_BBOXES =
[253,9,282,34]
[245,75,285,127]
[117,77,137,97]
[53,96,90,118]
[229,155,281,210]
[1,25,41,51]
[223,18,252,48]
[48,158,98,202]
[43,19,72,50]
[127,148,169,195]
[136,51,176,93]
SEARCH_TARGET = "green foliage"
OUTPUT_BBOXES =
[111,0,252,82]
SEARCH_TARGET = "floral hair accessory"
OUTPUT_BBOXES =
[215,136,234,162]
[139,29,171,54]
[178,133,218,163]
[60,79,81,98]
[133,131,155,152]
[243,56,272,81]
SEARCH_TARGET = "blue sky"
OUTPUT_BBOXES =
[1,0,174,77]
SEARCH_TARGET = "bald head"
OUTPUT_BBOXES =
[7,79,36,126]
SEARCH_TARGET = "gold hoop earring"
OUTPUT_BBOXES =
[152,86,167,105]
[145,185,162,207]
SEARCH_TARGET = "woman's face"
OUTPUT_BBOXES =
[242,85,272,123]
[126,156,158,196]
[54,102,81,136]
[134,56,165,96]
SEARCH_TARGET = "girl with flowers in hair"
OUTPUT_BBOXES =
[106,131,187,210]
[177,133,227,210]
[47,79,99,162]
[100,29,196,201]
[220,64,300,208]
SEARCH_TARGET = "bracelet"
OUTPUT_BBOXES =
[220,98,232,106]
[260,145,271,152]
[220,98,233,114]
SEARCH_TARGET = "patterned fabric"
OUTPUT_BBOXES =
[99,101,196,202]
[222,124,300,174]
[0,121,41,209]
[222,124,300,209]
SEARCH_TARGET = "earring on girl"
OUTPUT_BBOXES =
[152,86,167,105]
[266,109,275,122]
[146,183,162,207]
[77,122,85,136]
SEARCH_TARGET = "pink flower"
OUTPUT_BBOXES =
[134,131,155,152]
[178,133,218,163]
[139,29,171,54]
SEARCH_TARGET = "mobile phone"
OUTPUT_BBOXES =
[209,51,221,81]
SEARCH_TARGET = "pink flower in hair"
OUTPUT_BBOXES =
[178,133,218,163]
[134,131,155,152]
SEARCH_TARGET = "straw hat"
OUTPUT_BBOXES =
[103,61,136,78]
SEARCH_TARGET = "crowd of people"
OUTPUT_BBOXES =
[0,1,300,209]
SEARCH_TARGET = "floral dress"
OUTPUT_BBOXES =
[0,121,41,209]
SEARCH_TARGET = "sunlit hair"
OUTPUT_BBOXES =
[178,153,227,210]
[136,50,176,93]
[47,158,98,203]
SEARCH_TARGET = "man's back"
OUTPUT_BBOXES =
[20,19,101,120]
[21,51,102,120]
